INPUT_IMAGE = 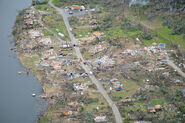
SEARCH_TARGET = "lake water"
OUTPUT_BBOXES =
[0,0,47,123]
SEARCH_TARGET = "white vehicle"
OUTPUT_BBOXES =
[58,32,65,38]
[89,71,93,75]
[61,44,70,48]
[69,28,72,32]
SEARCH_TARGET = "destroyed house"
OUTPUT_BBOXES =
[147,104,162,113]
[94,116,106,122]
[38,37,52,45]
[50,61,62,69]
[42,49,56,57]
[28,30,42,39]
[93,31,102,37]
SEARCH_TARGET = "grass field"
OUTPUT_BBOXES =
[148,98,166,105]
[43,14,70,41]
[85,93,109,112]
[111,81,139,100]
[73,28,93,38]
[124,6,185,49]
[104,26,141,39]
[21,55,40,69]
[35,4,53,11]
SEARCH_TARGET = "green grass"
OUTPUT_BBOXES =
[124,81,138,90]
[43,14,70,41]
[73,28,92,38]
[156,27,185,48]
[52,0,89,7]
[72,77,90,83]
[43,29,53,36]
[124,7,185,49]
[112,81,138,99]
[35,4,52,11]
[85,93,108,112]
[104,26,141,39]
[52,0,60,6]
[38,115,51,123]
[149,98,166,105]
[21,55,41,76]
[21,55,40,69]
[38,104,58,123]
[140,26,185,49]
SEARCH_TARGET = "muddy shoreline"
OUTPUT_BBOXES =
[13,10,49,122]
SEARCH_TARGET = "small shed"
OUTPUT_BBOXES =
[158,43,165,48]
[97,61,101,65]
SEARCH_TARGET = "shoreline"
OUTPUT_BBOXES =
[13,9,49,122]
[15,35,49,123]
[13,5,115,122]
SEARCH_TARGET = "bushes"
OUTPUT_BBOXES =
[121,18,137,32]
[32,0,48,6]
[141,32,153,40]
[12,29,17,35]
[86,98,99,104]
[162,16,185,35]
[52,0,89,7]
[121,18,143,33]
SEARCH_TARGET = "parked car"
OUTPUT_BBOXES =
[62,54,67,56]
[69,11,73,15]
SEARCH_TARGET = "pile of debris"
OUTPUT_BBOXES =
[23,8,39,28]
[122,48,143,56]
[92,56,115,67]
[73,82,88,93]
[94,116,106,122]
[28,29,43,39]
[109,78,122,91]
[89,44,107,54]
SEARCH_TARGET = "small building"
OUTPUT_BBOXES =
[155,105,162,111]
[94,116,106,122]
[93,31,103,37]
[70,5,85,11]
[147,105,156,113]
[147,104,162,113]
[158,43,165,48]
[63,110,73,116]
